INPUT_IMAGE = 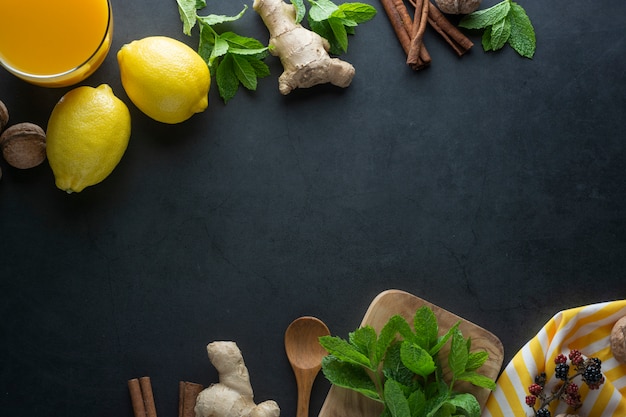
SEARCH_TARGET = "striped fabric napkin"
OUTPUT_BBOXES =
[483,300,626,417]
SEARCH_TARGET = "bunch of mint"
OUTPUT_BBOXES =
[459,0,536,58]
[319,306,496,417]
[291,0,377,55]
[176,0,270,103]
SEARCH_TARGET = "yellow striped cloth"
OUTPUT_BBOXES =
[483,300,626,417]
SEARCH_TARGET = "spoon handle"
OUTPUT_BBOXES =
[295,368,319,417]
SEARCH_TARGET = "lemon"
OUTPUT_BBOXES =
[117,36,210,124]
[46,84,131,193]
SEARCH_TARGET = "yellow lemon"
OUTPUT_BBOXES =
[117,36,210,124]
[46,84,131,193]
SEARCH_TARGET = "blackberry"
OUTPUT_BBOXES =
[554,353,567,364]
[565,392,582,408]
[536,408,551,417]
[555,363,569,380]
[582,364,603,385]
[568,349,583,365]
[535,372,547,385]
[528,383,543,396]
[566,383,579,396]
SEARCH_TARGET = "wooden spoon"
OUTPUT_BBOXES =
[285,316,331,417]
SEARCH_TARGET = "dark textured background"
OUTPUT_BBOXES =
[1,0,625,416]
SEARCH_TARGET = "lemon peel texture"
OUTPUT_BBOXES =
[46,84,131,193]
[117,36,211,124]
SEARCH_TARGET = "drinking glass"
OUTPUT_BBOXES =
[0,0,113,87]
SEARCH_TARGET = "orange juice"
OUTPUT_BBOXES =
[0,0,112,87]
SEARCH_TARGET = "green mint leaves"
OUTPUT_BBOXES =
[459,0,536,58]
[292,0,377,55]
[176,0,269,103]
[319,306,496,417]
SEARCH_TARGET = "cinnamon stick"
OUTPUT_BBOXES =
[406,0,431,69]
[427,2,474,56]
[128,377,158,417]
[405,0,474,56]
[139,377,158,417]
[381,0,472,70]
[128,379,147,417]
[379,0,413,54]
[178,381,204,417]
[380,0,431,67]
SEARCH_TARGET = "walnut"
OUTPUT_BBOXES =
[0,100,8,181]
[0,100,8,133]
[434,0,482,14]
[611,315,626,364]
[0,122,47,169]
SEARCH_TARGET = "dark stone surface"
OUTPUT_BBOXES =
[1,0,625,416]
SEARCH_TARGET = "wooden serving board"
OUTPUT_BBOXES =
[318,289,504,417]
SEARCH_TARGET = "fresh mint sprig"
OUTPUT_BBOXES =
[459,0,536,59]
[291,0,377,55]
[319,306,496,417]
[176,0,270,103]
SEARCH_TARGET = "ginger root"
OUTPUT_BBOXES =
[253,0,355,95]
[194,341,280,417]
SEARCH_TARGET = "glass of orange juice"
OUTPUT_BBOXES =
[0,0,113,87]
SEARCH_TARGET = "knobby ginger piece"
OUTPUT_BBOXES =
[194,341,280,417]
[253,0,355,95]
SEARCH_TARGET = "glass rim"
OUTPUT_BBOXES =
[0,0,112,80]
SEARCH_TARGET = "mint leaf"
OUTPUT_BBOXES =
[428,321,459,356]
[383,342,417,387]
[221,32,266,51]
[339,2,377,23]
[319,335,373,369]
[459,0,511,29]
[481,26,493,51]
[231,54,257,90]
[413,306,438,350]
[215,54,239,102]
[291,0,306,23]
[248,57,270,78]
[198,23,216,64]
[507,2,536,58]
[328,16,349,52]
[308,19,333,43]
[196,6,247,26]
[460,0,536,58]
[384,379,411,417]
[210,36,230,69]
[376,315,411,365]
[489,17,511,50]
[456,371,497,390]
[424,391,452,417]
[407,388,427,417]
[459,0,511,30]
[176,0,198,35]
[349,325,378,358]
[321,355,381,400]
[400,341,436,378]
[309,0,339,21]
[447,393,481,417]
[447,328,468,377]
[181,4,269,102]
[306,0,376,55]
[465,351,489,371]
